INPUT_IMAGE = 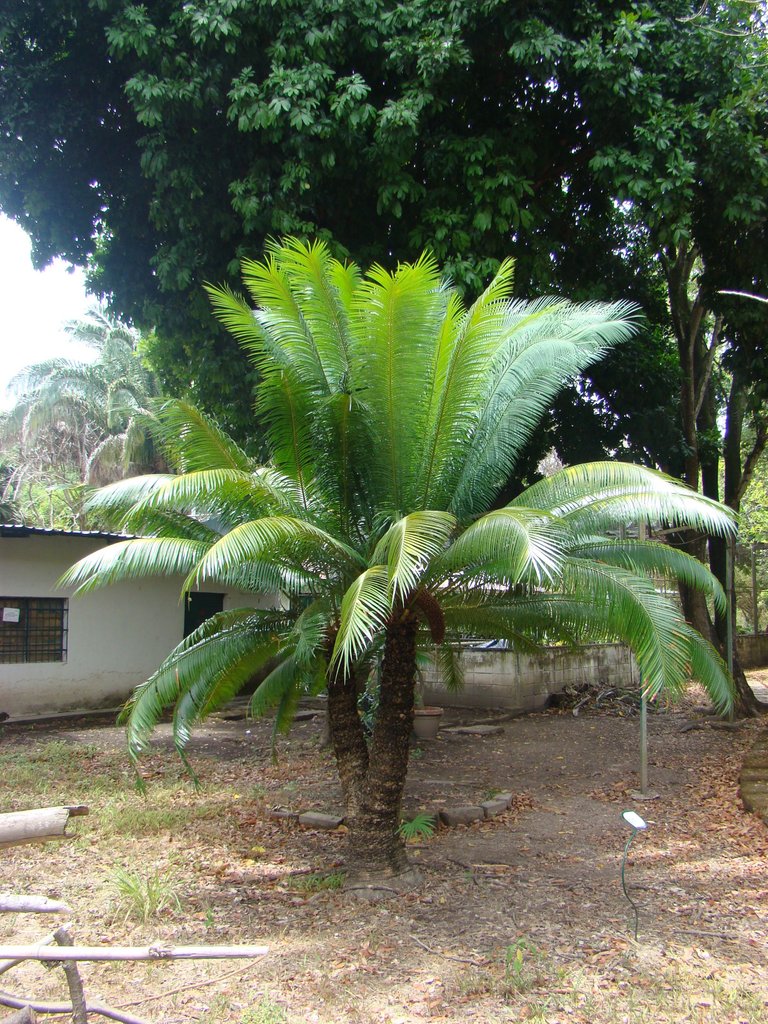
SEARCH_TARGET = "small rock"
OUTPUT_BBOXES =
[442,725,505,736]
[439,805,485,826]
[298,811,344,829]
[269,807,299,821]
[481,798,509,818]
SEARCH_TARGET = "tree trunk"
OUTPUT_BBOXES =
[332,612,419,887]
[327,660,368,819]
[662,244,766,715]
[709,372,768,716]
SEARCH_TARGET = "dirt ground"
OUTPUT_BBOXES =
[1,683,767,1024]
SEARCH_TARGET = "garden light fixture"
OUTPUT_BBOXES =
[620,810,647,940]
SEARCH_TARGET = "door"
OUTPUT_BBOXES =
[183,592,224,638]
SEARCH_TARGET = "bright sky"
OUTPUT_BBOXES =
[0,214,95,409]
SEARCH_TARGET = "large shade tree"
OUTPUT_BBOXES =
[62,241,734,884]
[1,2,764,446]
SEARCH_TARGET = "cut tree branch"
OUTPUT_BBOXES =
[0,898,70,916]
[0,944,269,963]
[0,993,147,1024]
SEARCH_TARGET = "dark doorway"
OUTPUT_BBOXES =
[183,592,224,638]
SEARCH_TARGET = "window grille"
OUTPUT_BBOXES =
[0,598,68,664]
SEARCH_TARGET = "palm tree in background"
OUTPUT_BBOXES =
[62,239,735,884]
[1,305,164,525]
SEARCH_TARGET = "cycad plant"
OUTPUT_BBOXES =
[61,239,734,884]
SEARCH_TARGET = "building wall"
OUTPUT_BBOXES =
[423,643,639,712]
[0,534,267,719]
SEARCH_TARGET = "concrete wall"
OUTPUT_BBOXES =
[0,533,267,719]
[423,643,639,713]
[736,634,768,670]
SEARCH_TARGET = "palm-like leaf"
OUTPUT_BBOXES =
[59,537,210,593]
[372,511,456,601]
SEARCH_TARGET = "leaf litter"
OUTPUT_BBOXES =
[1,686,767,1024]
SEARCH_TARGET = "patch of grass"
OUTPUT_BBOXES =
[240,997,289,1024]
[285,871,345,893]
[109,865,182,923]
[0,741,125,799]
[100,801,214,836]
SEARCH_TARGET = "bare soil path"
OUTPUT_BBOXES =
[1,692,767,1024]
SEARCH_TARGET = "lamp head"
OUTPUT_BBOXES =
[621,810,647,831]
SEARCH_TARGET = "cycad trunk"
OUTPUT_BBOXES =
[327,612,419,887]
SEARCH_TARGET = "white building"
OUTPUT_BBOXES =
[0,525,266,721]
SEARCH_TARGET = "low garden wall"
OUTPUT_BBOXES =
[736,634,768,670]
[423,643,639,713]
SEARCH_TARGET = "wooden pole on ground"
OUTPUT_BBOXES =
[0,944,269,963]
[0,807,88,849]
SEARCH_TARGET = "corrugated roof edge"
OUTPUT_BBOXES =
[0,523,131,540]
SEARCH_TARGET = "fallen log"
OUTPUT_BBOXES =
[0,944,269,963]
[0,897,70,915]
[0,807,88,849]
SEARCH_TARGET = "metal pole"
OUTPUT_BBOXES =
[637,518,648,796]
[752,543,759,634]
[639,688,648,796]
[726,536,734,677]
[621,831,641,941]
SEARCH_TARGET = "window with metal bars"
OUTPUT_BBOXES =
[0,598,68,664]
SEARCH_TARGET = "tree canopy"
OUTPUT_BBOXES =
[2,1,765,451]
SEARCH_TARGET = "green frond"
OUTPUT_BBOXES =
[182,515,363,590]
[204,283,283,372]
[291,599,333,668]
[116,509,219,543]
[58,537,210,593]
[254,367,316,495]
[572,539,727,613]
[332,565,391,671]
[435,507,565,586]
[514,462,736,537]
[372,511,456,601]
[418,262,531,507]
[249,652,298,720]
[558,559,691,698]
[150,399,253,473]
[433,644,465,693]
[441,601,565,649]
[85,474,176,523]
[448,302,640,516]
[678,624,733,716]
[120,608,287,755]
[127,467,304,522]
[266,236,354,388]
[349,253,449,509]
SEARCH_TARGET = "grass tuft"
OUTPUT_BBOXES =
[109,865,182,923]
[285,871,345,893]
